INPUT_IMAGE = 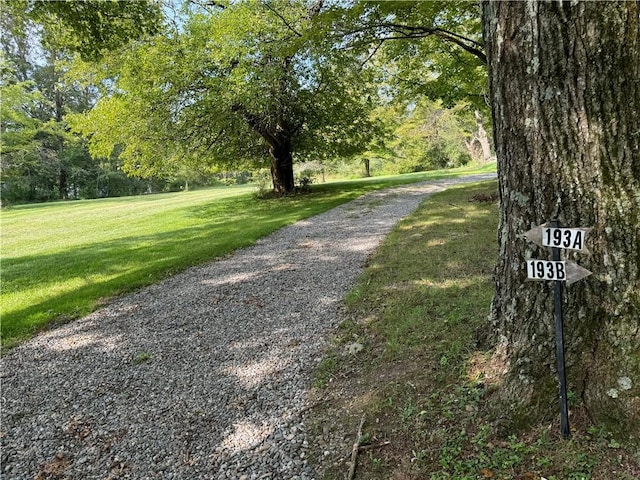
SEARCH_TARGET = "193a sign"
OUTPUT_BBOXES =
[542,227,586,251]
[524,224,592,253]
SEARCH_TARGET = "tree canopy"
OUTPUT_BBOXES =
[319,0,488,109]
[3,0,491,200]
[24,0,162,61]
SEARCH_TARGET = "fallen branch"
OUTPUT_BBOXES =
[296,398,328,417]
[358,441,391,452]
[347,414,366,480]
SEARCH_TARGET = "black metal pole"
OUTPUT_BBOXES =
[551,218,570,438]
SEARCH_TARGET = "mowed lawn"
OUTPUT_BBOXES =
[0,164,495,347]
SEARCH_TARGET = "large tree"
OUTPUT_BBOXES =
[483,1,639,436]
[71,0,384,194]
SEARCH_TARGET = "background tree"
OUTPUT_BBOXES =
[388,99,485,174]
[0,68,43,202]
[318,0,493,166]
[0,4,102,203]
[71,0,384,195]
[0,0,209,203]
[1,51,99,203]
[483,0,639,435]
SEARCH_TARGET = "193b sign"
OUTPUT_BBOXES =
[527,259,566,281]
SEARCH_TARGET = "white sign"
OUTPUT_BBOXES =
[542,227,588,251]
[527,259,566,281]
[526,259,592,285]
[523,224,591,253]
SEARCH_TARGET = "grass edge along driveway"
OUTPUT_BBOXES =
[311,181,640,480]
[0,164,495,348]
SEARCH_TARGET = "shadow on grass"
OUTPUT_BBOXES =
[1,215,299,344]
[311,181,502,476]
[2,179,447,478]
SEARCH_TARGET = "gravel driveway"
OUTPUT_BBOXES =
[1,174,495,480]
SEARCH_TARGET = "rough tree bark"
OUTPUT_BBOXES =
[483,1,639,435]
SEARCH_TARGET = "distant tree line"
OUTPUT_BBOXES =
[1,0,491,205]
[0,2,227,204]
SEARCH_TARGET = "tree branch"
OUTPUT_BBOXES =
[376,23,484,49]
[202,128,226,153]
[231,104,279,147]
[432,29,487,64]
[188,0,226,14]
[347,415,366,480]
[343,22,487,64]
[263,2,303,38]
[307,0,324,19]
[360,40,384,68]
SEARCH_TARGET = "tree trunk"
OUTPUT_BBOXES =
[474,110,493,163]
[54,67,68,200]
[363,158,371,177]
[483,0,640,437]
[269,140,295,195]
[59,167,68,200]
[231,103,296,195]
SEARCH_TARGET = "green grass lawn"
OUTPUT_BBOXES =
[0,164,495,347]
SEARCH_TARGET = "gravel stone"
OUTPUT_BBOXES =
[1,174,495,479]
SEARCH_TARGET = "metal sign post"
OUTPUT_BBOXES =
[523,220,593,439]
[551,219,570,439]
